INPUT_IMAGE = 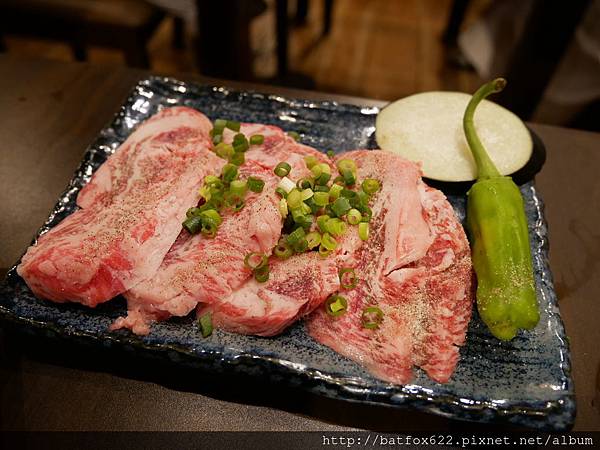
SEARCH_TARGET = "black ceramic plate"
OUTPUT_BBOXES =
[0,77,574,431]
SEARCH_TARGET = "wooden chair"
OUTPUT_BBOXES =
[0,0,165,68]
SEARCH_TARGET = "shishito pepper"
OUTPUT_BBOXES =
[463,78,540,340]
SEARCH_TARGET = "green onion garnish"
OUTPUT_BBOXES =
[214,142,234,160]
[232,133,246,144]
[278,198,288,218]
[229,151,245,166]
[274,240,293,259]
[286,189,302,209]
[331,197,352,217]
[199,312,213,337]
[300,188,314,201]
[321,232,337,251]
[274,162,291,177]
[254,265,270,283]
[325,294,348,317]
[200,208,223,226]
[337,159,357,173]
[317,215,330,233]
[358,222,369,241]
[212,134,223,145]
[221,163,238,183]
[287,131,300,141]
[347,208,362,225]
[341,169,355,186]
[275,187,288,198]
[201,219,218,238]
[318,244,332,258]
[326,149,335,159]
[362,306,383,329]
[306,231,322,249]
[244,252,268,270]
[329,184,343,200]
[249,134,264,145]
[296,177,314,190]
[226,120,241,131]
[325,218,347,237]
[213,119,226,134]
[362,178,380,195]
[293,237,309,253]
[359,205,372,222]
[182,216,203,234]
[186,207,202,218]
[339,268,358,289]
[304,155,318,169]
[313,191,329,206]
[229,179,247,197]
[247,176,265,193]
[286,227,306,246]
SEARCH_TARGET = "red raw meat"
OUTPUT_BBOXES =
[112,123,331,335]
[17,107,221,307]
[305,150,473,384]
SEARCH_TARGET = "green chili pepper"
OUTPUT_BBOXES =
[463,78,539,341]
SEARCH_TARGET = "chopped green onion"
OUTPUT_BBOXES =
[286,189,302,209]
[249,134,264,145]
[229,151,245,166]
[339,268,358,289]
[300,202,312,215]
[231,200,245,212]
[313,191,329,206]
[200,208,223,226]
[201,219,218,238]
[362,306,383,329]
[212,134,223,145]
[279,198,288,218]
[325,218,347,237]
[274,240,293,259]
[317,215,330,233]
[293,237,309,253]
[287,131,300,141]
[205,175,222,187]
[340,189,357,199]
[199,312,213,337]
[226,120,241,131]
[362,178,381,195]
[233,141,249,153]
[314,172,331,186]
[244,252,268,270]
[286,227,306,246]
[329,184,343,200]
[296,177,314,190]
[304,155,318,169]
[337,159,357,173]
[306,231,322,249]
[341,169,356,186]
[274,162,291,177]
[247,176,265,193]
[254,265,270,283]
[332,175,345,185]
[232,133,246,144]
[359,205,372,222]
[358,222,369,241]
[186,207,202,218]
[314,185,329,193]
[214,118,227,129]
[347,208,362,225]
[277,176,295,193]
[221,163,238,183]
[214,142,234,160]
[325,294,348,317]
[275,187,288,198]
[182,216,203,234]
[353,190,370,209]
[326,149,335,159]
[318,244,332,258]
[301,188,314,201]
[229,179,247,197]
[331,197,352,217]
[292,210,313,227]
[321,232,338,251]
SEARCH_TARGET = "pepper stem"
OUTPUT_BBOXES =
[463,78,506,180]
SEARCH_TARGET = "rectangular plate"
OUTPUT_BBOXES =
[0,77,574,431]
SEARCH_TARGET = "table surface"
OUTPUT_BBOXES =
[0,55,598,432]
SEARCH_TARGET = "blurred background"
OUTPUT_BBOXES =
[0,0,598,131]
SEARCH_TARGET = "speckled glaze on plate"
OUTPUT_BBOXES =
[0,77,574,431]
